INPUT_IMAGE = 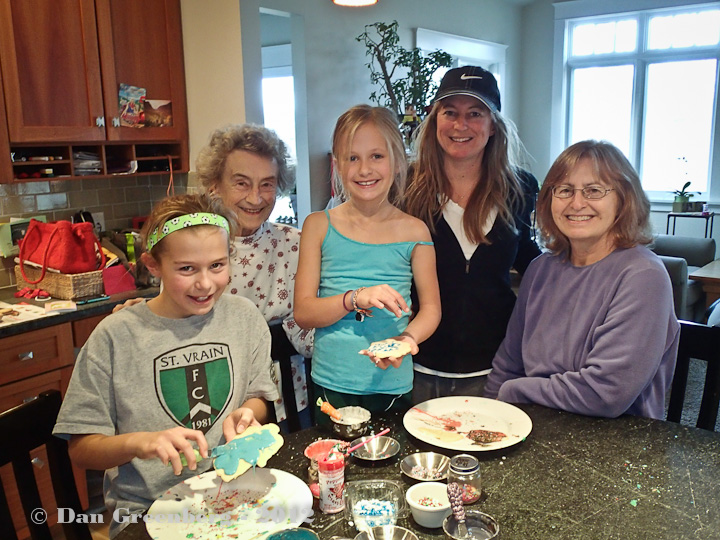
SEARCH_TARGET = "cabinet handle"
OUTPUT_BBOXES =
[18,351,34,361]
[96,116,106,128]
[112,117,121,127]
[32,457,45,469]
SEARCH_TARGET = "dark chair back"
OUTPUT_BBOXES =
[269,323,303,433]
[0,390,91,540]
[667,321,720,430]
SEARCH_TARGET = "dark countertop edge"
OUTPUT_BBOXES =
[0,287,159,338]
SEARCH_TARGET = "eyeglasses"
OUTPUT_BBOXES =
[551,185,614,200]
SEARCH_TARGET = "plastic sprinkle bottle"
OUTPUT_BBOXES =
[318,456,345,513]
[448,454,482,504]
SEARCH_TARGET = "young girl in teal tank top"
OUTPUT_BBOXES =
[294,105,442,423]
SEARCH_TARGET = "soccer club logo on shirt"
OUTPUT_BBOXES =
[154,343,234,433]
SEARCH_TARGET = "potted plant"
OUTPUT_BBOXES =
[356,21,452,123]
[672,181,699,213]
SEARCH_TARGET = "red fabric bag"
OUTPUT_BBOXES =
[18,219,106,284]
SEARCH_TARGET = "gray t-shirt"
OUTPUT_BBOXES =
[54,295,279,537]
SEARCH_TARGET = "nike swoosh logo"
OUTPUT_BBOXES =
[460,74,484,80]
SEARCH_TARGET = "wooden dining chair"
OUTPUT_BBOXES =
[0,389,91,540]
[667,320,720,431]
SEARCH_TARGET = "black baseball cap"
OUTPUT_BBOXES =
[433,66,501,113]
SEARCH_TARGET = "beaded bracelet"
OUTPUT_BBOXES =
[351,287,373,322]
[342,290,353,312]
[351,287,366,311]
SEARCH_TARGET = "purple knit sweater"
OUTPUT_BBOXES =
[484,245,679,419]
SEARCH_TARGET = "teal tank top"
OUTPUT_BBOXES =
[312,211,432,395]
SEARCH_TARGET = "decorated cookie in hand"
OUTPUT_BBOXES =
[212,424,284,482]
[362,338,412,359]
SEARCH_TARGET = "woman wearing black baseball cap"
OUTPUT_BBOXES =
[404,66,541,402]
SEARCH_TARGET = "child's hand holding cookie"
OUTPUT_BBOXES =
[359,337,416,370]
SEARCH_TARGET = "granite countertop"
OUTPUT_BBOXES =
[0,286,158,339]
[114,405,720,540]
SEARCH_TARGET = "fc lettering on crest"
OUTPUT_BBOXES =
[154,343,234,433]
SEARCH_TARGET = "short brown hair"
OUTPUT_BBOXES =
[538,140,652,258]
[140,193,238,260]
[195,124,293,194]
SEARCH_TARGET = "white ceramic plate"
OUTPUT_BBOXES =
[403,396,532,451]
[146,468,313,540]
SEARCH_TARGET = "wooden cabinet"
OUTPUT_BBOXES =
[0,324,74,387]
[0,0,189,182]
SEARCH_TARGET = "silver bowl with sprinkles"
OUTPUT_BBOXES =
[400,452,450,481]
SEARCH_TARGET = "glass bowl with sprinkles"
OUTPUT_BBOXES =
[400,452,450,481]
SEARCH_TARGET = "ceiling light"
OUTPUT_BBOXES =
[333,0,378,6]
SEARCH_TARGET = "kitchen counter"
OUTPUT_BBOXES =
[0,286,158,339]
[114,405,720,540]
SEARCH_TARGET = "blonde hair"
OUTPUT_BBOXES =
[140,194,238,260]
[537,140,652,258]
[331,105,407,206]
[404,100,530,244]
[195,124,293,194]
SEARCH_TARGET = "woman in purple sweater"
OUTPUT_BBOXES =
[485,140,679,419]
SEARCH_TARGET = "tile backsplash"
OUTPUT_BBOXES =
[0,173,190,289]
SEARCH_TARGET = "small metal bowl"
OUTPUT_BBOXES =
[443,510,499,540]
[400,452,450,481]
[354,526,418,540]
[331,406,371,440]
[350,435,400,461]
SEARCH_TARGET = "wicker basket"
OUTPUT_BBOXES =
[15,264,104,300]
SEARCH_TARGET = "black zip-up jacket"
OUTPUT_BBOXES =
[412,170,541,374]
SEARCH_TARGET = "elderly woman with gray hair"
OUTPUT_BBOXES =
[196,124,312,359]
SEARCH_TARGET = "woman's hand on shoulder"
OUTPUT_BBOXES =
[127,427,209,475]
[111,297,143,314]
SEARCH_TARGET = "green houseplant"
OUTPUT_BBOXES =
[356,21,452,121]
[672,181,700,213]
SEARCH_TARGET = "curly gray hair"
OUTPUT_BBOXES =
[195,124,293,194]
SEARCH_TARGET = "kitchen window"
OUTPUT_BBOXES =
[555,1,720,201]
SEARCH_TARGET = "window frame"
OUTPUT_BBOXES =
[552,0,720,204]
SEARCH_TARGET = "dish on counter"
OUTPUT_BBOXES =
[403,396,532,452]
[145,468,312,540]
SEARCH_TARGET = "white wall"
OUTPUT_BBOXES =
[180,0,246,187]
[180,0,528,211]
[517,0,557,182]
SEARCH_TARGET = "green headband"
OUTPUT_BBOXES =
[146,213,230,252]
